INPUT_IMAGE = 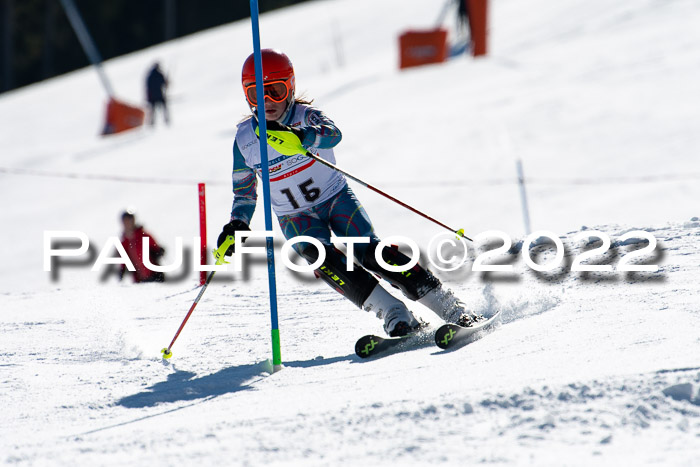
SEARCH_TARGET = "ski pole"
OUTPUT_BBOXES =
[160,236,235,359]
[302,150,472,242]
[259,127,472,241]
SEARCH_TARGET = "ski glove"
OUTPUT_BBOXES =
[255,121,307,156]
[266,120,307,144]
[217,219,250,255]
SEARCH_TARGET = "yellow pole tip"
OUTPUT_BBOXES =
[161,348,173,359]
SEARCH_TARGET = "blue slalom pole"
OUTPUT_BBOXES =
[249,0,282,372]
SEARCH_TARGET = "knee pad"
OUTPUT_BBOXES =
[300,243,378,308]
[361,242,439,301]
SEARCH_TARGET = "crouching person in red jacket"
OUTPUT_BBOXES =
[119,210,166,283]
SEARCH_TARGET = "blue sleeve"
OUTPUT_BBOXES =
[230,140,257,224]
[299,107,342,149]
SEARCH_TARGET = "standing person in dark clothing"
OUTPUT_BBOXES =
[146,62,170,126]
[119,210,166,283]
[450,0,471,56]
[457,0,470,27]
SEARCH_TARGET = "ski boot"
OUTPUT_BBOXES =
[418,285,482,327]
[362,284,420,337]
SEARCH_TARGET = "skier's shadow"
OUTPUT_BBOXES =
[116,362,266,408]
[116,354,357,409]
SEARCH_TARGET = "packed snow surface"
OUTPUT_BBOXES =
[1,0,699,465]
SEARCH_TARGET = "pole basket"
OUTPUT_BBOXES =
[102,97,145,135]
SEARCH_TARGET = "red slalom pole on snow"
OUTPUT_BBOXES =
[198,183,207,286]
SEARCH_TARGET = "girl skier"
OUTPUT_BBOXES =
[218,49,478,336]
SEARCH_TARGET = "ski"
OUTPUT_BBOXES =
[434,310,502,350]
[355,326,429,359]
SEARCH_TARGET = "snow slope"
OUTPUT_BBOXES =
[1,0,700,465]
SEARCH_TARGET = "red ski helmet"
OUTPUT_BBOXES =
[241,49,295,108]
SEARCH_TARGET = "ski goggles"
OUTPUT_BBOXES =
[244,80,290,106]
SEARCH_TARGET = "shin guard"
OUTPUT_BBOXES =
[300,243,378,309]
[361,242,440,301]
